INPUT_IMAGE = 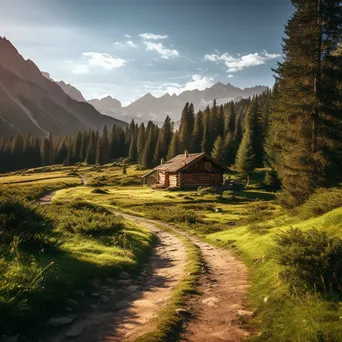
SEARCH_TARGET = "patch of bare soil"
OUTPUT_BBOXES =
[178,238,250,342]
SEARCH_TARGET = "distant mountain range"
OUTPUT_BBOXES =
[49,79,267,125]
[0,37,127,137]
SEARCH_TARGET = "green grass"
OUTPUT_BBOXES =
[3,165,342,341]
[0,170,155,336]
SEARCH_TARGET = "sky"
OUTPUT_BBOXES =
[0,0,294,105]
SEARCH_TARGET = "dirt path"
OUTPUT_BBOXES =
[39,174,87,205]
[39,183,250,341]
[43,215,188,342]
[123,214,250,342]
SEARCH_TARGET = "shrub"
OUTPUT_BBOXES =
[197,186,217,196]
[296,188,342,219]
[274,228,342,296]
[0,195,51,246]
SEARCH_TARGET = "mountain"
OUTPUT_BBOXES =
[119,82,268,123]
[42,72,86,102]
[0,37,127,137]
[87,83,268,124]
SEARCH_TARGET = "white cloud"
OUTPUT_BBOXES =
[139,32,168,40]
[143,41,179,59]
[204,50,280,72]
[73,65,89,74]
[114,40,137,48]
[144,75,214,97]
[124,33,131,38]
[228,74,234,78]
[82,52,127,70]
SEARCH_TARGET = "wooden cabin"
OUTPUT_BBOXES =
[142,151,230,189]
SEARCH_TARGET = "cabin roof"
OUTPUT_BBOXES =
[142,152,230,178]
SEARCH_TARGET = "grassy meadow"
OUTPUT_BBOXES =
[0,165,155,336]
[1,163,342,341]
[51,164,342,342]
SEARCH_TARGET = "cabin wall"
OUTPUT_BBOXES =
[179,173,223,188]
[144,173,157,186]
[158,171,166,185]
[169,174,178,188]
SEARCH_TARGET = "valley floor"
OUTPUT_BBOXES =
[1,164,342,341]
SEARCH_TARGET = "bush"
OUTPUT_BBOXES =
[296,188,342,219]
[274,228,342,296]
[197,186,217,196]
[0,195,51,246]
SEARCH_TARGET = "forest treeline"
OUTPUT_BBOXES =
[0,0,341,208]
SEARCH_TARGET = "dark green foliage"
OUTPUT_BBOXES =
[296,188,342,219]
[0,195,51,246]
[179,102,195,151]
[167,131,181,160]
[211,136,224,162]
[264,169,281,191]
[266,0,342,207]
[274,228,342,296]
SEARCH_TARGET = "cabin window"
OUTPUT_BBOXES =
[205,161,212,171]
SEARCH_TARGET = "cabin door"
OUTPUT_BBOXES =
[165,172,170,188]
[209,174,216,186]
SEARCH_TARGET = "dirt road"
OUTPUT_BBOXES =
[39,185,250,341]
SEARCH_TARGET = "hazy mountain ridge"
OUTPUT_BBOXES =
[0,37,127,137]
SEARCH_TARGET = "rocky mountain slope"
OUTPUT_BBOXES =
[0,37,126,137]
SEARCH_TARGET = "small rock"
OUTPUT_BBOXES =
[106,289,116,295]
[116,300,130,309]
[48,317,74,327]
[66,298,78,306]
[65,321,88,338]
[99,295,110,303]
[92,292,100,298]
[202,297,219,307]
[126,285,141,293]
[215,238,221,243]
[215,208,223,213]
[75,290,85,297]
[118,279,132,286]
[90,277,101,288]
[237,309,254,317]
[118,271,131,279]
[176,308,191,317]
[264,297,269,303]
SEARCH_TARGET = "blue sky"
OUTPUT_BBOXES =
[0,0,293,105]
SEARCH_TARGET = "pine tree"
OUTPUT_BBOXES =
[179,102,194,151]
[160,115,173,158]
[102,125,110,164]
[223,132,237,166]
[41,138,51,166]
[201,107,211,153]
[136,123,146,163]
[235,134,255,186]
[225,101,236,134]
[96,136,104,165]
[167,131,181,160]
[86,131,96,164]
[266,0,342,207]
[129,133,138,162]
[191,111,203,152]
[141,123,156,168]
[211,136,224,162]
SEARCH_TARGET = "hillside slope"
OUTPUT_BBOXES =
[0,37,127,137]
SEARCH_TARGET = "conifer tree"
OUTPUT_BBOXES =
[167,131,181,160]
[201,107,211,153]
[86,131,96,164]
[211,136,224,162]
[179,102,194,151]
[160,116,172,158]
[191,111,203,152]
[266,0,342,207]
[136,123,146,163]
